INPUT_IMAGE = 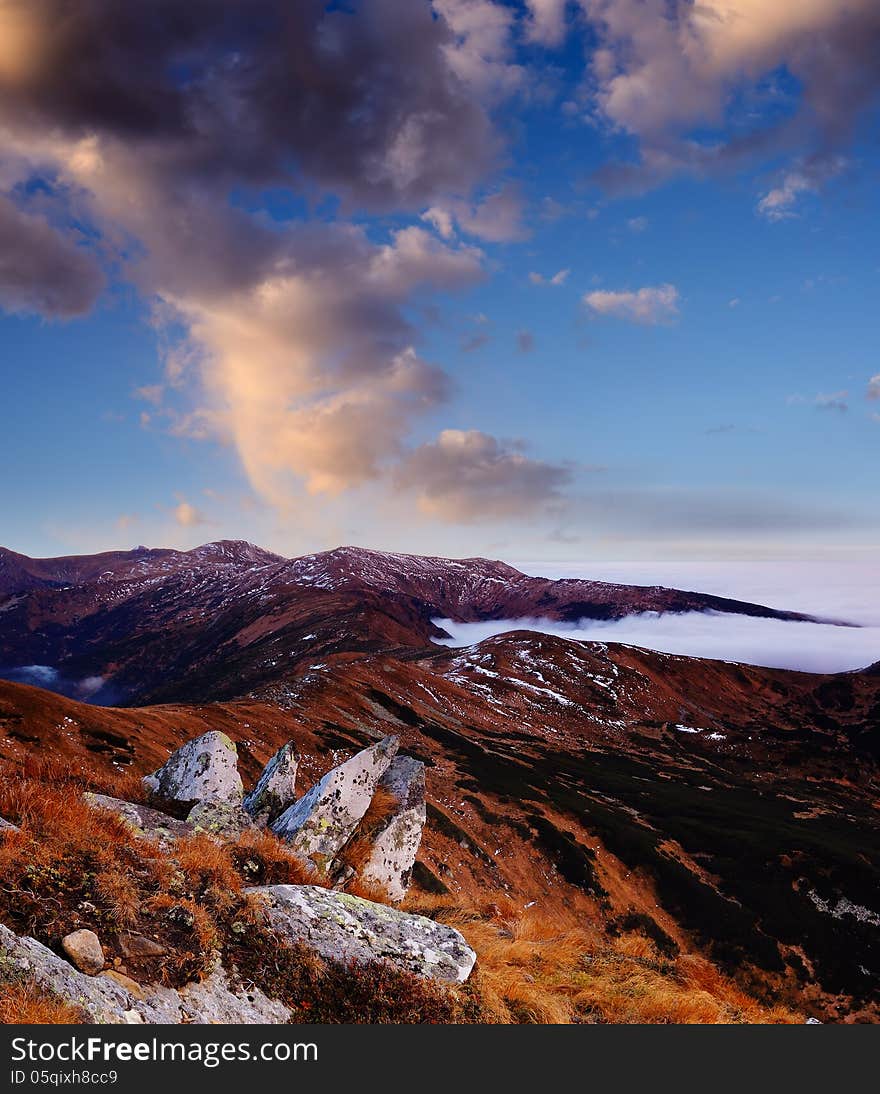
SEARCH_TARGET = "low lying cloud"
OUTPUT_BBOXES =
[395,428,571,520]
[435,612,880,674]
[0,195,103,318]
[583,283,679,324]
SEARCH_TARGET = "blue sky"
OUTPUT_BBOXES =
[0,1,878,562]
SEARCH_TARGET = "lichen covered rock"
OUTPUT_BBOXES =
[85,793,194,845]
[243,741,298,824]
[186,799,254,839]
[143,731,243,812]
[246,883,476,983]
[359,755,426,902]
[271,735,399,866]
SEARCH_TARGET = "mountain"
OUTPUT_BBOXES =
[0,540,821,705]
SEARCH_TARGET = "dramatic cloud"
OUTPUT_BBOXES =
[0,195,103,317]
[0,1,567,522]
[583,283,679,324]
[580,0,880,195]
[395,429,571,520]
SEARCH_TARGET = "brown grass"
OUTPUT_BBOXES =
[0,979,85,1024]
[403,894,802,1024]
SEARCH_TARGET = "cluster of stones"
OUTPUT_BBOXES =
[0,730,475,1024]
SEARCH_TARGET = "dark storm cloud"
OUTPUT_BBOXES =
[0,0,496,210]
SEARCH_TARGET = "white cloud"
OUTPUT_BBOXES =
[867,374,880,401]
[583,283,679,324]
[523,0,568,47]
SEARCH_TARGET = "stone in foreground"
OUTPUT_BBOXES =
[359,755,426,902]
[142,731,243,812]
[0,925,290,1024]
[61,929,104,975]
[243,741,299,824]
[271,735,399,865]
[246,883,476,983]
[85,793,194,845]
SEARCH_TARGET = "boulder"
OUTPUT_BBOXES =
[0,815,18,834]
[0,925,290,1024]
[243,741,299,823]
[118,934,166,960]
[61,929,104,975]
[186,800,254,839]
[247,884,476,983]
[143,731,243,812]
[271,735,399,866]
[359,755,426,902]
[85,793,194,845]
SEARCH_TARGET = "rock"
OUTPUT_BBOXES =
[0,815,18,834]
[118,934,166,960]
[247,884,476,983]
[271,735,399,866]
[85,793,194,845]
[186,800,254,839]
[243,741,299,823]
[0,925,290,1024]
[61,929,104,975]
[143,731,243,812]
[359,755,426,902]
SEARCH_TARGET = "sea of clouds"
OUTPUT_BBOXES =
[435,561,880,673]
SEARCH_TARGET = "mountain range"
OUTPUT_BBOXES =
[1,540,878,1021]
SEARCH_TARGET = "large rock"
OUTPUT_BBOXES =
[243,741,298,824]
[271,735,399,866]
[247,884,476,983]
[85,793,195,845]
[186,800,254,839]
[0,925,290,1024]
[359,756,426,902]
[143,731,243,812]
[61,929,104,975]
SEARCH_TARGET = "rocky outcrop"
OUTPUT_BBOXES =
[143,731,243,812]
[85,793,194,845]
[243,741,298,824]
[271,735,399,866]
[359,756,426,902]
[0,924,290,1024]
[61,929,104,975]
[247,884,476,983]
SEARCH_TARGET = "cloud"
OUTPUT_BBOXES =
[133,384,163,406]
[583,283,679,324]
[580,0,880,197]
[174,501,208,527]
[523,0,569,48]
[0,194,103,317]
[626,215,648,232]
[433,0,525,102]
[530,267,570,286]
[429,184,529,243]
[435,611,880,673]
[867,375,880,401]
[517,329,535,353]
[814,391,849,413]
[395,429,571,520]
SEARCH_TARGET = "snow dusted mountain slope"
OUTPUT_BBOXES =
[0,540,822,705]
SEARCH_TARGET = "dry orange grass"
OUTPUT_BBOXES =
[0,980,85,1025]
[403,893,801,1025]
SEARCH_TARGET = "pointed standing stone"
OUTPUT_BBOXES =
[359,755,426,902]
[271,735,399,866]
[243,741,299,824]
[142,731,243,812]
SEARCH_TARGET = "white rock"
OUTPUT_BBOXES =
[247,884,476,983]
[359,755,426,902]
[271,735,399,865]
[243,741,298,823]
[142,731,243,811]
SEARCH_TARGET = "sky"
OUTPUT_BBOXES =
[1,0,879,565]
